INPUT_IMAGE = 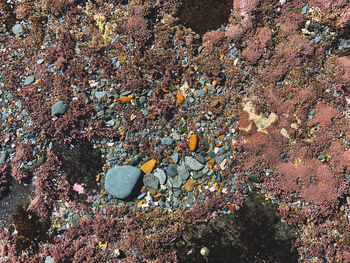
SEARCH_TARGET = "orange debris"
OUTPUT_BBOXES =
[189,134,197,151]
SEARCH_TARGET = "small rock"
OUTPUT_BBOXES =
[0,151,7,164]
[172,176,183,189]
[161,137,174,145]
[139,96,146,105]
[45,256,55,263]
[167,164,178,177]
[24,75,34,86]
[105,166,142,199]
[172,132,180,141]
[140,159,156,174]
[185,156,204,171]
[12,24,23,35]
[171,152,179,164]
[51,101,68,116]
[153,168,167,185]
[95,91,109,100]
[37,58,44,65]
[143,174,159,189]
[177,164,190,180]
[184,178,195,191]
[129,156,140,166]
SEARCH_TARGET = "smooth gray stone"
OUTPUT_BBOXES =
[0,151,7,164]
[167,164,178,177]
[12,24,23,35]
[171,152,179,164]
[161,137,174,145]
[185,156,204,171]
[51,101,68,116]
[45,256,55,263]
[23,75,34,86]
[153,168,167,185]
[172,176,183,189]
[177,164,190,180]
[143,173,159,189]
[105,166,141,199]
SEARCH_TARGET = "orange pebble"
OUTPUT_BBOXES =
[189,134,197,151]
[154,193,162,198]
[120,96,131,103]
[140,159,156,174]
[176,92,184,103]
[217,135,225,141]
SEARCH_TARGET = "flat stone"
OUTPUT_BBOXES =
[12,24,23,35]
[23,75,34,86]
[172,132,180,141]
[95,91,110,100]
[171,152,179,164]
[51,101,68,116]
[184,178,195,191]
[37,58,44,65]
[0,151,7,164]
[185,156,204,171]
[153,168,167,185]
[172,175,183,189]
[143,174,159,189]
[167,164,178,177]
[161,137,174,145]
[177,164,190,180]
[105,166,141,199]
[45,256,55,263]
[129,155,140,166]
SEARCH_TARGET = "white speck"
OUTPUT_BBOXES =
[280,0,286,5]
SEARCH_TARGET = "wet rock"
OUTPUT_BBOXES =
[185,156,204,171]
[51,101,68,116]
[153,168,167,185]
[143,174,159,189]
[105,166,142,199]
[177,164,190,180]
[23,75,34,86]
[12,24,22,35]
[167,164,178,177]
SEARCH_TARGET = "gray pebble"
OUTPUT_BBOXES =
[153,168,167,185]
[172,176,183,189]
[167,164,178,177]
[45,256,55,263]
[37,58,44,65]
[23,75,34,86]
[161,137,174,145]
[185,156,204,171]
[51,101,68,116]
[177,164,190,181]
[12,24,23,35]
[143,174,159,189]
[171,152,179,164]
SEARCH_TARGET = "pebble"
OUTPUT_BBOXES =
[143,174,159,189]
[172,176,183,189]
[184,178,195,191]
[140,159,156,174]
[161,137,174,145]
[185,156,204,171]
[95,91,109,100]
[43,256,55,263]
[51,101,68,116]
[153,168,167,185]
[12,24,23,35]
[0,151,7,164]
[171,152,179,164]
[177,164,190,180]
[167,163,178,177]
[23,75,34,86]
[172,132,180,141]
[37,58,44,65]
[129,155,140,166]
[105,166,142,199]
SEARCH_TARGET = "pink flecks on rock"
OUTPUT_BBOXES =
[73,183,85,194]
